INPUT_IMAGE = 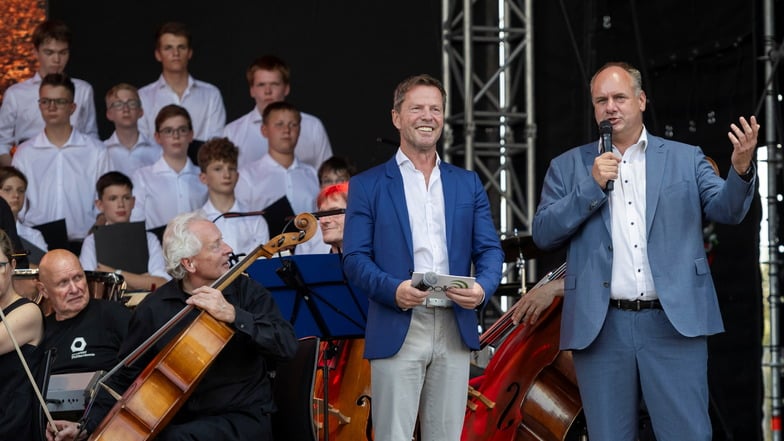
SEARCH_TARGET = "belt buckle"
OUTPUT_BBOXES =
[425,297,451,308]
[634,299,642,311]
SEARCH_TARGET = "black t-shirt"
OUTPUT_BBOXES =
[43,299,131,374]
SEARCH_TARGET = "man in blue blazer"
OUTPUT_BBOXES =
[532,61,759,441]
[343,74,503,441]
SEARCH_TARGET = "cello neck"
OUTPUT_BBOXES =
[479,262,566,349]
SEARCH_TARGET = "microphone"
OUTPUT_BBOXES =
[599,119,614,192]
[415,271,439,291]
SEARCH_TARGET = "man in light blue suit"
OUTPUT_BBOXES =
[533,61,759,441]
[343,74,503,441]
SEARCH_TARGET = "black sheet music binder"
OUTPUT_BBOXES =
[261,196,297,238]
[246,253,368,339]
[33,218,68,251]
[94,221,149,274]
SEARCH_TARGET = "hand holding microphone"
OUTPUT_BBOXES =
[595,119,618,192]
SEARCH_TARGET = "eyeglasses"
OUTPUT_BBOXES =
[108,100,141,110]
[38,98,73,107]
[158,126,191,137]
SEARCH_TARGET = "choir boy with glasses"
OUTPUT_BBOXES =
[11,73,112,254]
[0,19,98,166]
[103,83,162,177]
[130,104,207,236]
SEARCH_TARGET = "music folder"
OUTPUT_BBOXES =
[94,221,149,274]
[262,196,296,237]
[33,218,69,251]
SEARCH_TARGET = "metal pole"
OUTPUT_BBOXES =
[464,0,475,171]
[763,0,781,437]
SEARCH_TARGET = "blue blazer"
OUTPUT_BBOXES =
[532,135,755,350]
[343,156,504,359]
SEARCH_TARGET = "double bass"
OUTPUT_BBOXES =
[312,338,373,441]
[462,263,584,441]
[88,213,317,440]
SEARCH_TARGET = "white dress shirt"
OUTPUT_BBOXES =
[137,74,226,142]
[103,131,162,178]
[12,130,112,240]
[397,149,449,275]
[608,129,657,300]
[223,107,333,169]
[235,154,319,215]
[198,198,270,257]
[79,231,170,280]
[130,157,207,229]
[0,73,98,155]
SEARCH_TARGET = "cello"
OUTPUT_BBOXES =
[462,263,584,441]
[88,213,317,441]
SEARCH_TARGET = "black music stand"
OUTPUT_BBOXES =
[247,253,368,440]
[246,253,367,339]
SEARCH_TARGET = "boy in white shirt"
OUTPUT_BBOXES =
[11,73,111,250]
[80,171,170,291]
[0,18,98,166]
[130,104,207,232]
[223,55,331,169]
[137,22,225,144]
[196,137,269,257]
[103,83,161,177]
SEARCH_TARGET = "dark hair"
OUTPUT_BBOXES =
[32,19,72,49]
[0,229,14,264]
[40,73,75,98]
[155,21,191,48]
[393,74,446,113]
[261,101,300,122]
[197,137,239,172]
[246,55,290,87]
[318,156,356,183]
[154,104,192,132]
[0,166,28,188]
[96,171,133,199]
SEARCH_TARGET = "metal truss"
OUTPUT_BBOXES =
[441,0,536,262]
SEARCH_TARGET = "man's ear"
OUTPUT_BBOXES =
[36,282,48,299]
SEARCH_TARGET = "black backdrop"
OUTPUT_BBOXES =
[48,0,780,439]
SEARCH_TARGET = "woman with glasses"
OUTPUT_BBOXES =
[0,228,44,440]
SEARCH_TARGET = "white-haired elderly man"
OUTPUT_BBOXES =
[48,211,297,441]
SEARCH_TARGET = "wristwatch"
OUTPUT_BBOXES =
[114,269,123,276]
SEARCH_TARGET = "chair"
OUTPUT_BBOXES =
[271,336,320,441]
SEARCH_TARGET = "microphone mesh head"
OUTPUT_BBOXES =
[599,120,613,134]
[423,271,439,287]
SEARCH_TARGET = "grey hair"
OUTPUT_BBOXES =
[163,211,206,280]
[590,61,643,97]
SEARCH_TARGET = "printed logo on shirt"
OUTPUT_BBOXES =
[69,336,95,360]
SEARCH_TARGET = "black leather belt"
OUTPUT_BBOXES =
[609,298,662,311]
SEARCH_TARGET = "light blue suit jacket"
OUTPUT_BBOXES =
[343,156,504,359]
[532,134,755,350]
